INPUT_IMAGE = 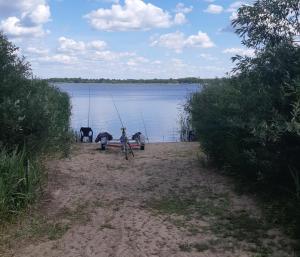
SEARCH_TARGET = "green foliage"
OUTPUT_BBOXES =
[0,32,72,154]
[14,217,69,241]
[0,149,40,219]
[232,0,300,48]
[188,0,300,238]
[0,32,72,219]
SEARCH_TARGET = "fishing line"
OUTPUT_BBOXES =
[110,95,135,159]
[140,112,149,143]
[87,87,91,127]
[111,95,125,128]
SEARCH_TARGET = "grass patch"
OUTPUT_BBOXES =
[147,192,276,254]
[0,201,93,254]
[148,197,191,215]
[0,149,42,220]
[148,191,229,218]
[193,242,210,252]
[210,210,265,242]
[179,242,211,253]
[47,223,70,240]
[58,202,91,224]
[14,216,69,241]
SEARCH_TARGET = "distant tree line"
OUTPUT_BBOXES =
[46,77,204,84]
[0,32,72,219]
[187,0,300,239]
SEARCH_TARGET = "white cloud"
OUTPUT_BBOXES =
[223,47,255,57]
[0,17,48,37]
[173,3,193,25]
[31,49,229,79]
[0,0,45,16]
[39,54,78,64]
[26,35,139,68]
[87,40,107,50]
[84,0,179,31]
[127,56,149,66]
[94,50,118,61]
[226,1,245,13]
[28,4,51,24]
[54,36,136,64]
[26,46,49,55]
[92,50,136,61]
[174,13,187,25]
[200,53,218,61]
[151,31,215,53]
[0,1,51,38]
[204,4,224,14]
[185,31,215,48]
[175,3,193,14]
[151,31,185,53]
[58,37,86,53]
[57,37,108,54]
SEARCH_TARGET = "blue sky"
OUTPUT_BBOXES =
[0,0,254,79]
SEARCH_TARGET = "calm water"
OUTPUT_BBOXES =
[57,83,200,142]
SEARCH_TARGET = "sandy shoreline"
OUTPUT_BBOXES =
[1,143,294,257]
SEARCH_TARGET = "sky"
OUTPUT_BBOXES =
[0,0,254,79]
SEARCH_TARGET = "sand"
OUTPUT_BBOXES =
[2,143,295,257]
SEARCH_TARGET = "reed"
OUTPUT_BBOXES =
[0,148,40,219]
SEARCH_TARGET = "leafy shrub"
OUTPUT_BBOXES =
[0,32,72,219]
[188,0,300,238]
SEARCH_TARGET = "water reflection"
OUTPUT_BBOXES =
[57,83,200,142]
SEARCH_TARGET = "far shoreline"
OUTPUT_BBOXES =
[45,77,222,84]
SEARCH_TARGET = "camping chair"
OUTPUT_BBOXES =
[80,127,93,143]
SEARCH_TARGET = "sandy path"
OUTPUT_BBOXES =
[3,143,295,257]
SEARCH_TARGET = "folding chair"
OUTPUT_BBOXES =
[80,127,93,143]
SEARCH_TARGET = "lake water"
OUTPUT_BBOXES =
[57,83,200,142]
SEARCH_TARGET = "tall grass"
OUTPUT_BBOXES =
[0,149,40,219]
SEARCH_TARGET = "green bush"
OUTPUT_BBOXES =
[0,32,72,219]
[188,0,300,238]
[0,32,71,154]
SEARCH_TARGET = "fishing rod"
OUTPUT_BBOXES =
[87,87,91,127]
[110,95,134,159]
[111,95,125,128]
[140,112,149,143]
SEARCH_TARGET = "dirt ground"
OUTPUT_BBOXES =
[1,143,296,257]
